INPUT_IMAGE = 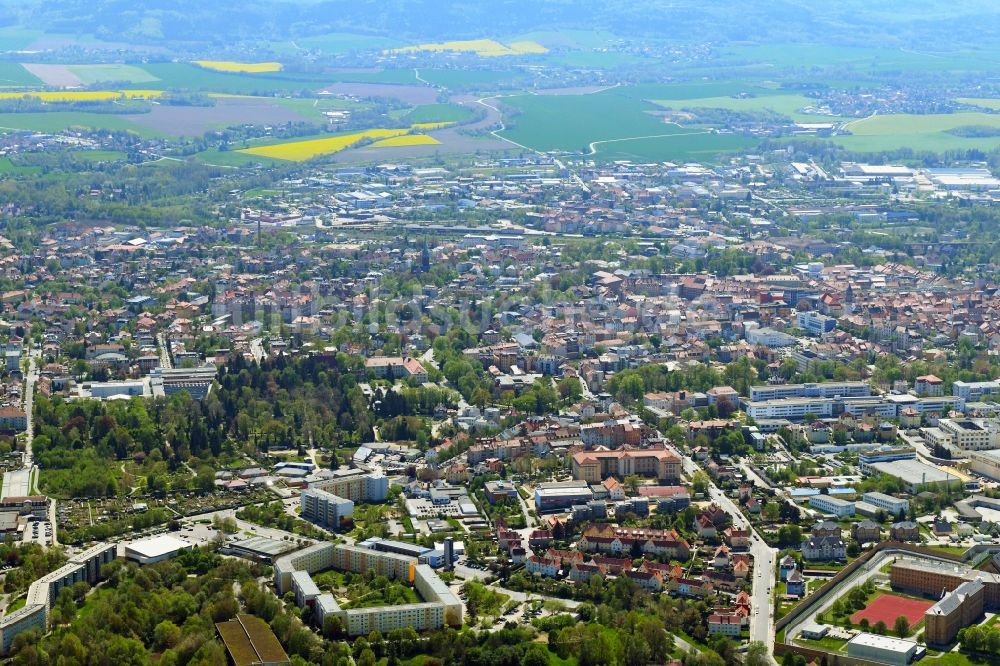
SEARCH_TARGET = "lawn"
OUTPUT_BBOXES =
[850,593,933,627]
[67,64,160,84]
[794,636,848,653]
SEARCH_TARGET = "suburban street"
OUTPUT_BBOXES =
[682,456,778,659]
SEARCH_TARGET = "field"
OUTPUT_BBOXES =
[497,87,757,161]
[0,90,162,102]
[0,111,161,137]
[405,103,474,124]
[652,93,841,122]
[833,111,1000,153]
[417,68,516,89]
[67,64,160,84]
[371,134,441,148]
[124,96,321,136]
[319,82,436,105]
[850,593,933,627]
[193,61,283,73]
[393,39,547,57]
[0,63,42,87]
[238,128,411,161]
[957,98,1000,110]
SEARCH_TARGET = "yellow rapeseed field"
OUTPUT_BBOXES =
[411,122,454,130]
[0,90,163,102]
[239,129,410,161]
[371,134,441,148]
[193,61,283,73]
[392,39,547,57]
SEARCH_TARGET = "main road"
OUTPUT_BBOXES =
[681,456,777,660]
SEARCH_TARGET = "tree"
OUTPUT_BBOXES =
[894,615,911,638]
[745,642,769,666]
[521,645,550,666]
[874,620,888,635]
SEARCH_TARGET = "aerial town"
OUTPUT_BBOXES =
[0,3,999,666]
[0,146,994,666]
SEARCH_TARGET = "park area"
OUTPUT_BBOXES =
[850,593,933,628]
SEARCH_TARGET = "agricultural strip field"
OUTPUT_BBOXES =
[832,111,1000,153]
[652,93,842,122]
[21,63,84,87]
[238,128,411,161]
[0,63,42,87]
[0,111,161,137]
[370,134,441,148]
[120,64,412,95]
[416,68,518,89]
[67,64,160,84]
[193,61,283,73]
[319,83,436,105]
[392,39,547,57]
[497,87,759,161]
[405,104,475,124]
[957,98,1000,110]
[123,96,319,136]
[0,90,162,101]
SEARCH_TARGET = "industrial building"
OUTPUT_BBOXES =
[864,458,962,492]
[967,449,1000,481]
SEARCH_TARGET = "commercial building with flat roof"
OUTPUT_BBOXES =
[847,632,920,666]
[968,449,1000,481]
[808,494,855,517]
[862,492,910,516]
[124,534,192,564]
[866,459,962,492]
[748,382,871,402]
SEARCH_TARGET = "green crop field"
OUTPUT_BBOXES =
[832,111,1000,153]
[957,98,1000,110]
[417,68,516,89]
[592,131,757,162]
[498,87,756,161]
[68,64,160,84]
[405,103,474,124]
[652,93,843,122]
[280,32,405,54]
[717,44,1000,73]
[0,111,162,137]
[0,62,42,87]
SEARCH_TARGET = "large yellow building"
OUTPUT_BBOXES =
[572,447,682,484]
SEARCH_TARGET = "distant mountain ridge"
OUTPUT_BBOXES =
[2,0,999,50]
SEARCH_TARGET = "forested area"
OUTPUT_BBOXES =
[32,353,380,497]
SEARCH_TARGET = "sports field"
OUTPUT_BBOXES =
[850,593,932,627]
